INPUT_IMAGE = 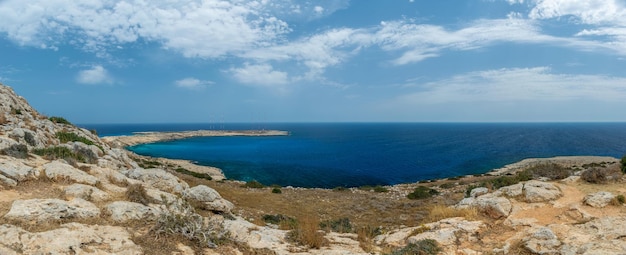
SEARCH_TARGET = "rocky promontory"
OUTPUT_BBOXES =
[1,82,626,254]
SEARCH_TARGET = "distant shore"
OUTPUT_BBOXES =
[102,129,289,147]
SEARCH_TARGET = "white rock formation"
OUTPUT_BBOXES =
[4,198,100,223]
[583,191,616,208]
[43,160,99,185]
[125,168,189,194]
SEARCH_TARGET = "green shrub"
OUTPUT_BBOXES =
[2,144,28,159]
[385,239,441,255]
[373,185,389,193]
[24,131,36,146]
[32,146,84,162]
[262,214,297,229]
[271,187,282,194]
[49,116,72,125]
[333,186,347,192]
[56,132,94,145]
[439,183,455,189]
[174,167,212,180]
[242,180,265,189]
[621,155,626,174]
[320,218,353,233]
[407,186,439,200]
[523,163,574,180]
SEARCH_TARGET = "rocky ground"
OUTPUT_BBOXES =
[1,82,626,254]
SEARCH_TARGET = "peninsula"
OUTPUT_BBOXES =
[102,129,289,147]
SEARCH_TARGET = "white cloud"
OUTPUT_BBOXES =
[529,0,626,25]
[396,67,626,104]
[229,63,289,89]
[0,0,290,58]
[314,6,324,14]
[175,78,213,90]
[76,65,112,85]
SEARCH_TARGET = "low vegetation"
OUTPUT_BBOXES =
[319,218,353,233]
[424,205,479,223]
[49,116,72,125]
[359,185,389,193]
[407,186,440,200]
[125,183,153,205]
[581,166,622,184]
[262,214,297,229]
[384,239,441,255]
[2,144,28,159]
[56,132,95,146]
[286,215,327,249]
[32,146,84,162]
[149,200,228,249]
[242,180,265,189]
[174,167,212,180]
[621,155,626,174]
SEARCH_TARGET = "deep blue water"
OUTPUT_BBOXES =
[81,123,626,188]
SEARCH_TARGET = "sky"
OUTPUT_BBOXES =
[1,0,626,124]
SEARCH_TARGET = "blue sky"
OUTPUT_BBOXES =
[1,0,626,123]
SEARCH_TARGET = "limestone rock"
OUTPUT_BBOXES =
[583,191,616,208]
[104,201,160,223]
[0,173,17,187]
[469,187,488,198]
[524,227,561,254]
[523,180,562,203]
[457,194,512,219]
[43,160,99,185]
[0,158,40,182]
[4,198,100,223]
[183,185,234,213]
[223,217,288,251]
[125,168,189,194]
[499,183,523,197]
[63,184,111,202]
[407,217,484,247]
[0,223,142,254]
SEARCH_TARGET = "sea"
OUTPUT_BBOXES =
[80,123,626,189]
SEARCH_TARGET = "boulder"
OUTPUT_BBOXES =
[0,174,17,187]
[583,191,616,208]
[499,183,523,197]
[0,159,40,182]
[523,180,562,203]
[457,194,512,219]
[104,201,160,223]
[183,185,234,213]
[524,227,561,254]
[406,217,484,251]
[4,198,100,223]
[469,187,488,198]
[63,184,111,202]
[0,223,142,254]
[125,168,188,194]
[43,161,99,185]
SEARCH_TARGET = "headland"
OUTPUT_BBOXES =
[102,129,289,147]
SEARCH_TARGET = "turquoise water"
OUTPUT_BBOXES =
[84,123,626,188]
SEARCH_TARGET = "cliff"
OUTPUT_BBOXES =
[1,82,626,254]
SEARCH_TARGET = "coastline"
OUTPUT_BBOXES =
[103,129,620,187]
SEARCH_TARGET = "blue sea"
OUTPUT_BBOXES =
[81,123,626,188]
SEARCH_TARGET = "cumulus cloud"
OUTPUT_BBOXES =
[175,78,213,90]
[76,65,112,85]
[229,63,289,89]
[396,67,626,104]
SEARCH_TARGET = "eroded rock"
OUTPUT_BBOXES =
[583,191,616,208]
[125,168,188,194]
[43,160,99,185]
[104,201,160,223]
[4,198,100,223]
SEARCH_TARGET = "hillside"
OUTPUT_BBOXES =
[1,82,626,254]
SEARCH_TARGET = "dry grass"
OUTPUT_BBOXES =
[356,225,380,253]
[423,204,480,223]
[125,183,152,205]
[286,215,327,249]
